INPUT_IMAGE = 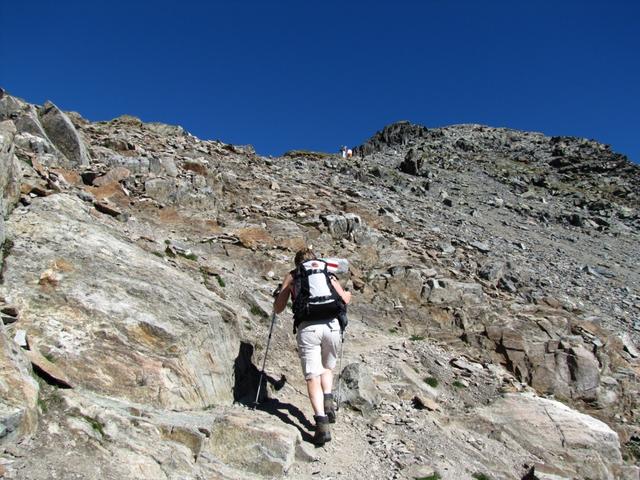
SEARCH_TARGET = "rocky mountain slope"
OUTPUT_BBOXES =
[0,92,639,480]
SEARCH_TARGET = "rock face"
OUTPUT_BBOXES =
[0,93,638,479]
[4,193,238,409]
[0,120,21,248]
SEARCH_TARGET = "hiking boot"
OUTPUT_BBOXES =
[324,393,336,424]
[313,415,331,445]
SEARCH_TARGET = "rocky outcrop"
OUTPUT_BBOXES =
[355,121,430,157]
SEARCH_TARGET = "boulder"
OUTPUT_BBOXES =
[38,101,90,167]
[338,362,381,414]
[12,104,53,147]
[206,411,301,476]
[423,278,484,306]
[399,148,423,175]
[144,177,176,203]
[476,393,623,480]
[92,167,131,187]
[321,213,363,241]
[565,344,600,400]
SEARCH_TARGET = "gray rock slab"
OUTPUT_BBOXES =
[38,101,90,167]
[2,193,238,410]
[475,393,623,480]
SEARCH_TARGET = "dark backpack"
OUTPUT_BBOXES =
[292,259,346,333]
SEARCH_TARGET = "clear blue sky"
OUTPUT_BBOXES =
[1,1,638,162]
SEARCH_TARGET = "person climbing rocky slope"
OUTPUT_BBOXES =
[0,92,638,479]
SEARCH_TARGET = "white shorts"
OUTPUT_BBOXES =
[296,318,341,380]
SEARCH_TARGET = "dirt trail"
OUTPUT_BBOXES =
[257,310,412,479]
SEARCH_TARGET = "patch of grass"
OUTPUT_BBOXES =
[164,239,171,244]
[624,437,640,462]
[217,275,225,288]
[180,252,198,261]
[388,327,399,334]
[409,334,425,341]
[424,377,439,388]
[416,474,441,480]
[472,474,492,480]
[452,380,466,389]
[81,415,105,436]
[250,305,266,318]
[37,387,63,413]
[2,238,14,256]
[43,353,56,363]
[152,251,164,258]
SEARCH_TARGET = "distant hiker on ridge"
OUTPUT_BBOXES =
[273,247,352,445]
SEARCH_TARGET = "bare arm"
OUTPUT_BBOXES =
[273,273,293,314]
[331,277,352,305]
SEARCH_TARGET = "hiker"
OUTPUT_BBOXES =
[340,145,347,159]
[346,147,353,158]
[273,247,352,445]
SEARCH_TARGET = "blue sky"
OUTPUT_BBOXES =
[1,1,638,162]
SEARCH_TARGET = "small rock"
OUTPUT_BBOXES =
[39,268,61,287]
[451,357,483,373]
[25,348,73,388]
[439,243,455,255]
[76,190,95,203]
[620,333,639,358]
[470,241,490,253]
[412,395,440,411]
[14,330,28,348]
[455,378,470,387]
[94,201,127,221]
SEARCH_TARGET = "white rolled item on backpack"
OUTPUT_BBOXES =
[321,257,349,275]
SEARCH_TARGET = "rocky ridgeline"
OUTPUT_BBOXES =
[0,93,639,480]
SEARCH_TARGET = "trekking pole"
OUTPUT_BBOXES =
[254,311,277,407]
[335,330,345,412]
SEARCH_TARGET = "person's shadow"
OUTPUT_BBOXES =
[233,342,315,443]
